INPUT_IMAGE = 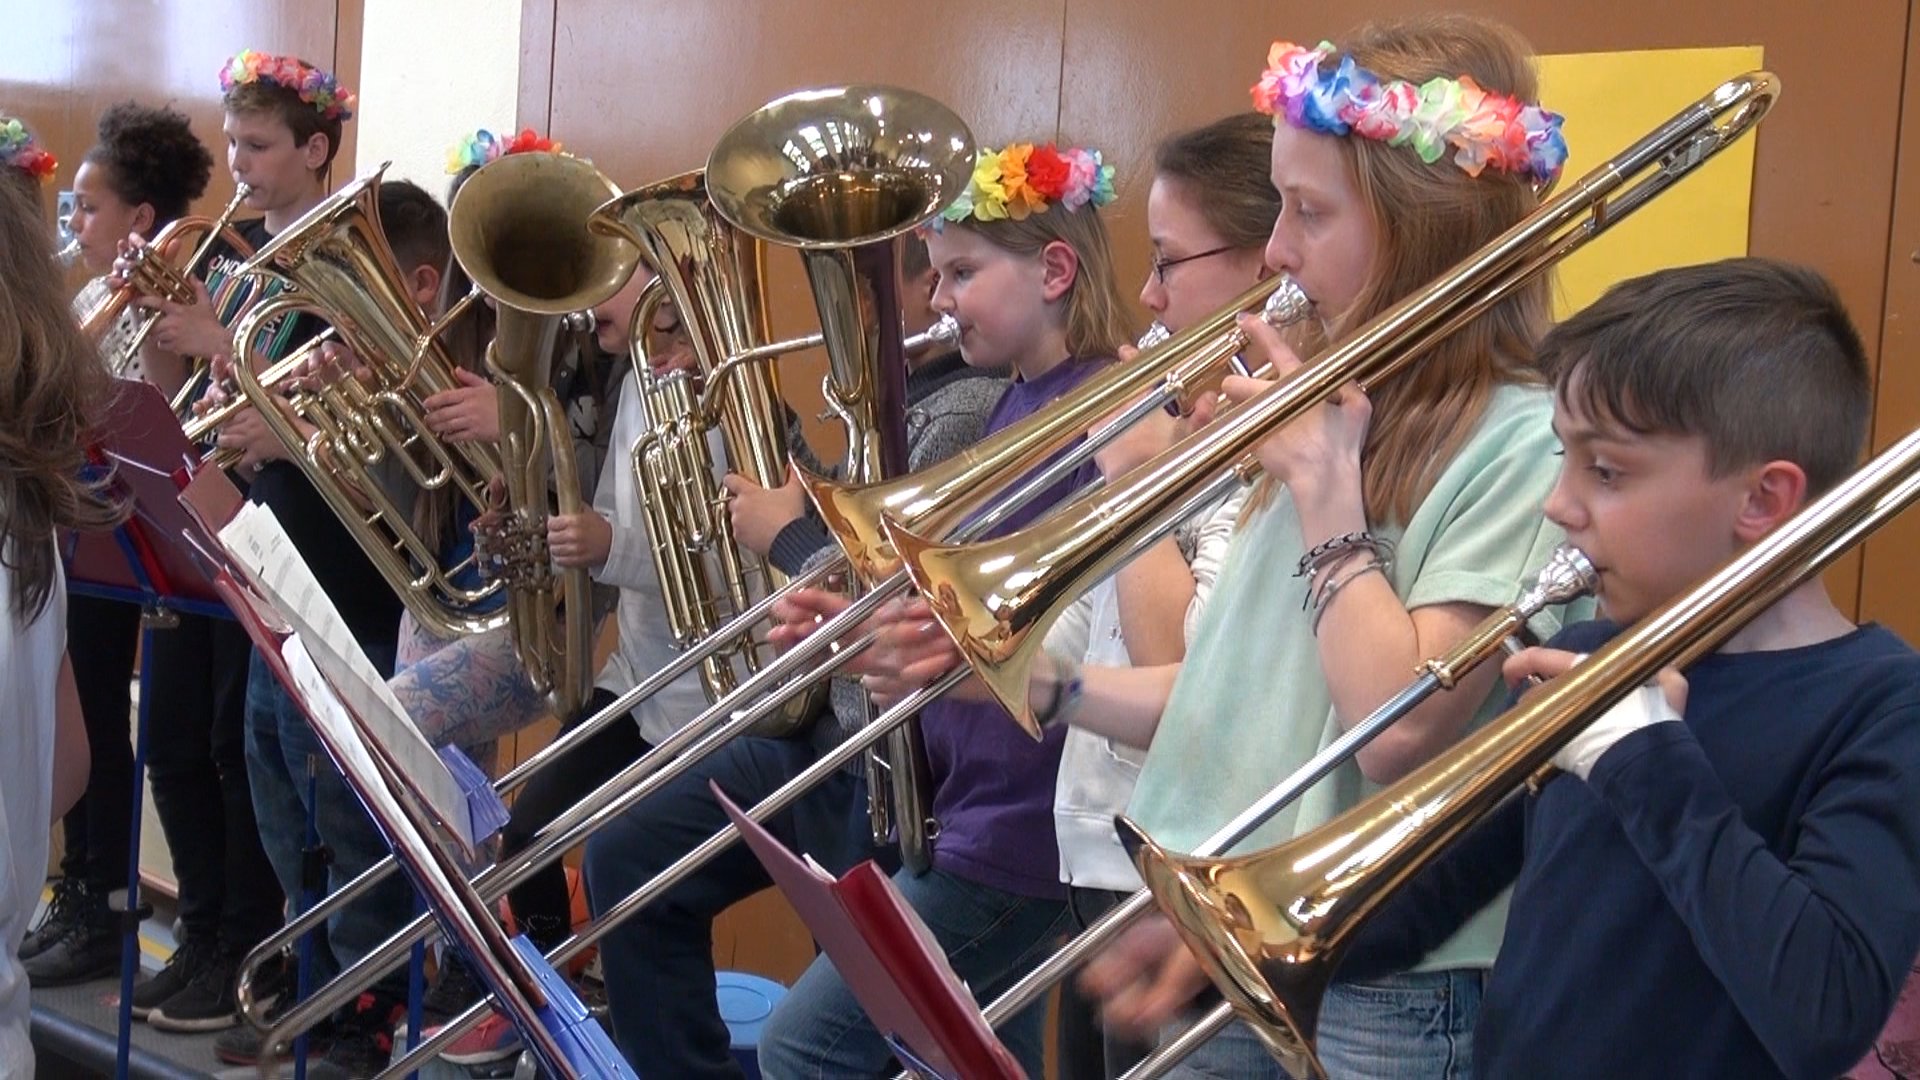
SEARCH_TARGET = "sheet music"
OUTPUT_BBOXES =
[281,634,390,799]
[219,500,475,848]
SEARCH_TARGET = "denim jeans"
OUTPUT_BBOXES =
[1164,969,1485,1080]
[582,737,875,1078]
[756,867,1072,1078]
[244,644,412,993]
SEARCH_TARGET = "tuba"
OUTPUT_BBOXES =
[449,152,642,718]
[706,84,975,872]
[226,165,513,638]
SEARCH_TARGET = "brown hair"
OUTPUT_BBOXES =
[947,201,1131,361]
[223,64,345,176]
[0,179,128,619]
[1153,113,1281,250]
[1313,14,1552,525]
[1541,257,1871,498]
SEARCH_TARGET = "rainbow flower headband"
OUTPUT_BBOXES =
[220,50,356,121]
[447,128,562,173]
[940,143,1116,224]
[0,117,56,184]
[1253,40,1567,184]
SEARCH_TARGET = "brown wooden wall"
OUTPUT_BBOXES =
[521,0,1920,640]
[3,0,362,244]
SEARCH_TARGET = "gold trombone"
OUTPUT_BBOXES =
[1121,370,1915,1080]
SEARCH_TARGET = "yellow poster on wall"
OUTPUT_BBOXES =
[1536,46,1764,317]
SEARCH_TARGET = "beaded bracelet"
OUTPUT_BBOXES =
[1310,555,1391,635]
[1295,530,1395,580]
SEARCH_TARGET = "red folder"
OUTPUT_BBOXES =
[712,783,1024,1080]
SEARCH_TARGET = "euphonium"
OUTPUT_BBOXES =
[706,84,976,872]
[1119,403,1917,1080]
[587,169,824,737]
[450,151,641,718]
[226,165,513,639]
[81,183,253,405]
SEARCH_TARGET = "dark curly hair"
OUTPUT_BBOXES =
[83,102,214,231]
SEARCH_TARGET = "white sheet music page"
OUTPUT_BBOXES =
[219,500,475,848]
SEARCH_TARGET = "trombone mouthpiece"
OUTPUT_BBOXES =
[912,313,960,353]
[1515,546,1598,617]
[562,310,597,334]
[1262,274,1313,327]
[1137,322,1172,350]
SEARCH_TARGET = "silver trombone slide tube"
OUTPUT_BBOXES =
[242,306,1192,1002]
[241,352,1185,1032]
[236,558,839,1020]
[946,549,1594,1049]
[382,467,1254,1073]
[265,661,579,1076]
[1123,1001,1237,1080]
[382,665,974,1077]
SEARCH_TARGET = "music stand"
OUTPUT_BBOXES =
[60,379,231,1080]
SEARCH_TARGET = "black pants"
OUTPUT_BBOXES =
[59,592,141,891]
[501,688,651,953]
[1060,886,1155,1079]
[146,611,285,951]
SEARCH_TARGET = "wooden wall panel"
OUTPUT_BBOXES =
[1859,7,1920,643]
[4,0,357,239]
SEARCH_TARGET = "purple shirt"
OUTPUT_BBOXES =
[918,356,1109,899]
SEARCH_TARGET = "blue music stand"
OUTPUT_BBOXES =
[61,380,232,1080]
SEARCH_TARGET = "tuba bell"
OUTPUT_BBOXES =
[706,84,976,873]
[448,151,642,718]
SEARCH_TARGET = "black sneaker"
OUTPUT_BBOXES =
[421,951,484,1022]
[22,883,119,987]
[213,998,333,1067]
[131,933,221,1019]
[303,991,406,1078]
[148,949,241,1032]
[19,878,87,960]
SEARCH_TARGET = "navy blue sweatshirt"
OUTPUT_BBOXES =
[1340,620,1920,1079]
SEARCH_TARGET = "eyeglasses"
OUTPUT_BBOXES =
[1149,244,1239,285]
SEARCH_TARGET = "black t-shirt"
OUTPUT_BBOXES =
[205,218,403,656]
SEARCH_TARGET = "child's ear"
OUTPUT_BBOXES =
[1734,460,1809,544]
[129,202,156,237]
[301,132,331,174]
[409,262,443,309]
[1039,239,1080,304]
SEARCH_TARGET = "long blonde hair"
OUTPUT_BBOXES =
[1301,14,1552,525]
[946,201,1132,362]
[0,179,127,619]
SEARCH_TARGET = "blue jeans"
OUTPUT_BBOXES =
[244,645,414,993]
[582,737,877,1078]
[757,868,1072,1078]
[1166,969,1485,1080]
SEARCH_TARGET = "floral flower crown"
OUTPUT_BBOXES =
[446,128,563,174]
[0,117,56,184]
[939,143,1117,225]
[1252,40,1567,184]
[220,50,356,121]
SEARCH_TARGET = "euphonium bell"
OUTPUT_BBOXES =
[450,151,640,718]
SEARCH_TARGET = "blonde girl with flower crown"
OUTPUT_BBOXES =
[755,141,1132,1077]
[865,14,1585,1078]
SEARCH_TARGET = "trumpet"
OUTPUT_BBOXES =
[79,184,253,403]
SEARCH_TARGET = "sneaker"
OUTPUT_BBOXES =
[148,948,242,1032]
[304,992,407,1079]
[213,999,332,1067]
[421,951,485,1022]
[434,1012,524,1066]
[131,934,221,1020]
[19,878,88,960]
[22,882,119,987]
